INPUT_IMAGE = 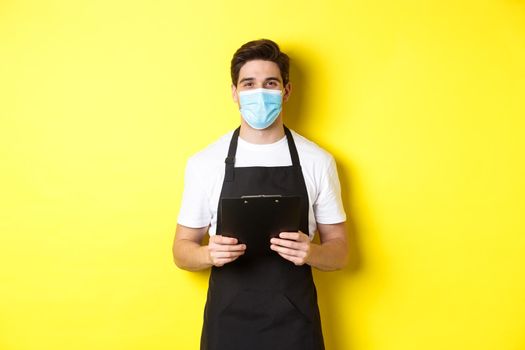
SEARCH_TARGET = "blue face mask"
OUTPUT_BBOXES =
[238,88,283,130]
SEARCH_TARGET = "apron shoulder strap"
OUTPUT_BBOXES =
[224,127,240,182]
[284,125,301,167]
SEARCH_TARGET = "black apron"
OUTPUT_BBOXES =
[200,126,325,350]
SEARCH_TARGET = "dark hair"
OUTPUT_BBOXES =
[230,39,290,86]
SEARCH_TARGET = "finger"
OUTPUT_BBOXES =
[211,250,245,259]
[277,252,304,266]
[278,231,305,241]
[270,238,302,250]
[210,243,246,252]
[270,244,305,257]
[213,256,239,267]
[211,256,242,267]
[211,235,238,244]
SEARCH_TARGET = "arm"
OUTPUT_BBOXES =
[309,222,348,270]
[172,224,246,271]
[270,222,348,271]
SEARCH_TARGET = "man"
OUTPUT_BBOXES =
[172,39,348,350]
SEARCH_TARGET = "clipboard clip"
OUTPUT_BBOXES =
[240,194,283,204]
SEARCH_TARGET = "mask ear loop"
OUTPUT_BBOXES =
[280,86,288,101]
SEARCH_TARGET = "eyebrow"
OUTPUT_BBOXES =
[238,77,282,84]
[239,77,255,84]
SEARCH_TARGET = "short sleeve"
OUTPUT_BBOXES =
[177,158,212,228]
[313,156,347,224]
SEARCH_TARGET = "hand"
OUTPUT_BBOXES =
[206,235,246,267]
[270,231,312,266]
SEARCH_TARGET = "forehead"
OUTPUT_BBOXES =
[238,59,282,81]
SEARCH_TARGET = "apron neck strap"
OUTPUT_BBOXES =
[283,125,301,168]
[224,125,301,182]
[224,127,240,182]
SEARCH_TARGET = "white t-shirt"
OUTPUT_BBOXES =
[177,129,346,239]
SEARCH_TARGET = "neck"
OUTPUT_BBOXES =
[239,117,285,144]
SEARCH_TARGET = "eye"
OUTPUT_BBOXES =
[265,80,280,88]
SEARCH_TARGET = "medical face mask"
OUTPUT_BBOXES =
[238,88,283,130]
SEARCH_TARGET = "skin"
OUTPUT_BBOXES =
[172,59,348,271]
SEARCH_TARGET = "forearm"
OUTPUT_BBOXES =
[307,238,348,271]
[173,239,212,271]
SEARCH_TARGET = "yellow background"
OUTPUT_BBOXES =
[1,0,524,349]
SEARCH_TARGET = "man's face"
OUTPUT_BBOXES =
[232,59,291,105]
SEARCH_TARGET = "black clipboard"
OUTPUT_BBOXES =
[219,195,301,257]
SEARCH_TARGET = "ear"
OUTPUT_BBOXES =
[232,84,239,103]
[283,82,292,103]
